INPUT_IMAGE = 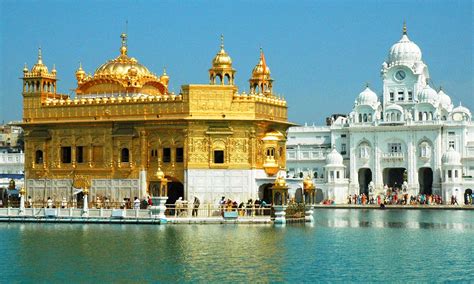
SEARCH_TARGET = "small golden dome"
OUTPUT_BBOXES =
[23,63,28,73]
[212,35,233,67]
[274,175,287,188]
[51,64,57,74]
[160,67,169,85]
[19,187,26,196]
[31,47,49,74]
[251,49,271,79]
[76,62,85,81]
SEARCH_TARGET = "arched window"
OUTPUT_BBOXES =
[266,147,275,159]
[363,114,367,122]
[121,148,130,163]
[35,150,43,164]
[418,112,423,121]
[358,114,362,123]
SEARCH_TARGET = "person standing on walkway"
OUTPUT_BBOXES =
[133,197,140,209]
[192,196,200,217]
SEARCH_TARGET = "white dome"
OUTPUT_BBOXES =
[438,88,452,109]
[326,148,343,165]
[442,147,461,165]
[357,87,378,106]
[452,104,472,118]
[388,34,422,64]
[418,85,438,104]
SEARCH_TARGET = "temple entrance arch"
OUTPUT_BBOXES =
[165,177,184,205]
[259,183,273,204]
[418,167,433,195]
[383,168,406,189]
[358,168,372,195]
[315,188,324,204]
[465,188,473,205]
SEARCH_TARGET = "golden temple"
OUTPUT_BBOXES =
[21,34,292,204]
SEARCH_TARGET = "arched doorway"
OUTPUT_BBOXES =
[358,168,372,195]
[383,168,406,189]
[259,183,273,204]
[315,188,324,204]
[419,167,433,195]
[295,188,303,203]
[76,192,84,208]
[166,180,184,205]
[464,188,473,205]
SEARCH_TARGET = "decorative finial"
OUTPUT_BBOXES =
[79,61,83,69]
[121,33,127,47]
[120,33,128,56]
[52,64,56,73]
[37,47,43,64]
[365,82,370,88]
[162,66,167,75]
[439,86,443,91]
[23,63,28,72]
[402,21,407,35]
[220,34,224,49]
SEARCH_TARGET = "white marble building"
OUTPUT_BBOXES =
[287,25,474,204]
[0,148,25,189]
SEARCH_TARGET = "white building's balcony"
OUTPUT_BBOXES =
[465,147,474,158]
[381,152,404,161]
[0,153,24,164]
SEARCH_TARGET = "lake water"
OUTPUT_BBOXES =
[0,209,473,282]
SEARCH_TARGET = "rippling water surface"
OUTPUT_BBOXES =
[0,209,473,282]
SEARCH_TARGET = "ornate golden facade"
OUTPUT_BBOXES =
[21,34,292,203]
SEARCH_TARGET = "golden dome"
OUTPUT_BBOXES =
[94,32,156,79]
[262,130,284,141]
[94,55,155,79]
[251,49,271,79]
[160,67,169,86]
[76,33,167,96]
[274,175,287,188]
[31,47,49,74]
[212,35,233,68]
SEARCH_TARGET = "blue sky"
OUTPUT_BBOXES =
[0,0,472,124]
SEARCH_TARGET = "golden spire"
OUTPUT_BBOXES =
[220,34,224,50]
[37,47,43,64]
[402,21,407,35]
[120,33,128,56]
[23,63,28,73]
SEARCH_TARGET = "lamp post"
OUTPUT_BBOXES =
[150,167,168,223]
[271,175,289,225]
[303,175,316,223]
